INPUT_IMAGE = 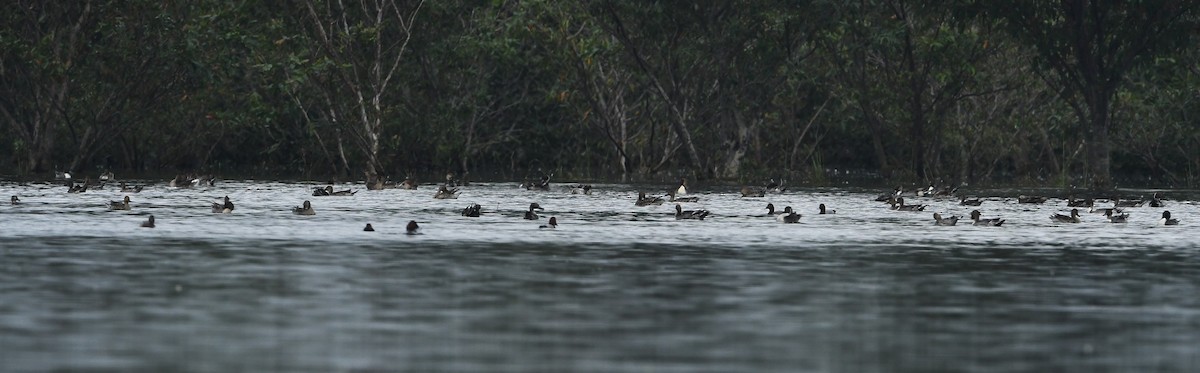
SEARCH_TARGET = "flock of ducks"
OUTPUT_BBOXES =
[9,174,1186,236]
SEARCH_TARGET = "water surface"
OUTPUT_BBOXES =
[1,181,1198,372]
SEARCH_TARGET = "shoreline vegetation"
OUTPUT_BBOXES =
[2,2,1197,190]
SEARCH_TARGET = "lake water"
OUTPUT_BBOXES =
[1,180,1199,372]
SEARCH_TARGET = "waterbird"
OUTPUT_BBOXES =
[779,208,802,224]
[1114,197,1144,208]
[406,220,420,234]
[1067,197,1093,208]
[140,215,155,228]
[567,184,592,195]
[212,196,234,213]
[959,197,982,206]
[674,177,688,196]
[969,210,1004,226]
[932,213,959,226]
[10,196,18,205]
[1149,193,1165,207]
[461,203,481,217]
[1018,195,1047,204]
[108,196,132,211]
[400,177,418,190]
[523,203,544,220]
[666,190,698,203]
[819,203,836,214]
[1161,211,1179,226]
[292,200,315,215]
[363,223,375,232]
[1051,208,1082,223]
[740,186,765,198]
[540,217,558,229]
[766,203,783,215]
[325,186,356,196]
[434,185,459,199]
[636,191,664,206]
[119,182,143,193]
[674,204,710,220]
[890,197,925,211]
[1104,209,1128,223]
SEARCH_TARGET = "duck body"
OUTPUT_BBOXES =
[674,204,709,220]
[667,190,699,203]
[108,196,132,211]
[364,223,375,231]
[1161,211,1179,226]
[400,178,418,190]
[774,206,797,222]
[1051,208,1082,223]
[212,196,234,213]
[119,182,143,193]
[636,192,664,206]
[932,213,959,226]
[819,203,835,214]
[1018,195,1048,204]
[434,186,459,199]
[969,210,1004,226]
[890,197,925,211]
[780,211,802,224]
[292,200,316,215]
[959,197,982,206]
[524,203,544,220]
[462,203,482,217]
[1114,197,1145,208]
[540,217,558,229]
[1066,197,1093,208]
[740,186,765,198]
[1104,209,1129,223]
[140,215,155,228]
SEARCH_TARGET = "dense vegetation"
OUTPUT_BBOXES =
[2,0,1197,189]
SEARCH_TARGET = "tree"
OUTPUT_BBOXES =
[993,0,1199,190]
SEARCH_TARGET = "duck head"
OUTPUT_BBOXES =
[406,220,420,234]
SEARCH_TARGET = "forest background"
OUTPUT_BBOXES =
[2,0,1198,189]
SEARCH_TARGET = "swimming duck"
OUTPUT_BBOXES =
[567,184,593,195]
[874,186,902,202]
[1149,193,1165,207]
[765,178,787,194]
[740,186,765,198]
[959,197,982,206]
[1066,197,1093,208]
[932,213,959,226]
[68,177,89,193]
[889,197,925,211]
[99,170,114,182]
[675,204,709,220]
[636,191,664,206]
[1114,197,1144,208]
[399,177,418,190]
[916,184,936,197]
[312,187,330,196]
[1161,211,1179,226]
[461,203,481,217]
[1050,208,1081,223]
[667,191,696,202]
[1018,195,1047,204]
[119,182,143,193]
[522,175,551,191]
[1103,209,1128,223]
[675,177,688,196]
[363,223,375,232]
[406,220,420,234]
[10,196,18,205]
[765,203,783,215]
[1088,205,1122,215]
[969,210,1005,226]
[778,207,802,223]
[292,200,316,215]
[55,170,72,180]
[212,196,234,213]
[108,196,132,211]
[540,217,558,229]
[325,186,357,196]
[819,203,836,214]
[434,185,459,199]
[524,203,544,220]
[140,215,155,228]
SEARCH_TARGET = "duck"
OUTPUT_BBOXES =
[324,185,356,196]
[140,215,155,228]
[740,186,765,198]
[169,174,192,188]
[674,203,709,220]
[10,196,18,205]
[540,217,558,229]
[434,185,459,199]
[1066,197,1093,208]
[916,184,936,197]
[119,182,143,193]
[363,223,375,232]
[54,169,72,180]
[765,203,784,215]
[99,170,114,182]
[1103,209,1128,223]
[889,197,925,211]
[400,177,418,190]
[567,184,593,195]
[1161,211,1179,226]
[107,196,132,211]
[311,187,331,196]
[765,178,787,194]
[212,196,234,213]
[406,220,420,234]
[666,190,699,203]
[636,191,664,206]
[292,200,316,215]
[461,203,481,217]
[68,177,89,193]
[932,213,959,226]
[1018,195,1047,204]
[874,186,902,202]
[779,208,802,224]
[959,197,982,206]
[523,175,551,191]
[524,203,544,220]
[674,177,689,196]
[1050,208,1081,223]
[819,203,836,214]
[1088,205,1122,215]
[969,210,1005,226]
[1114,197,1144,208]
[1149,193,1165,207]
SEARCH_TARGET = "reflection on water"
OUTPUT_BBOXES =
[1,181,1199,372]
